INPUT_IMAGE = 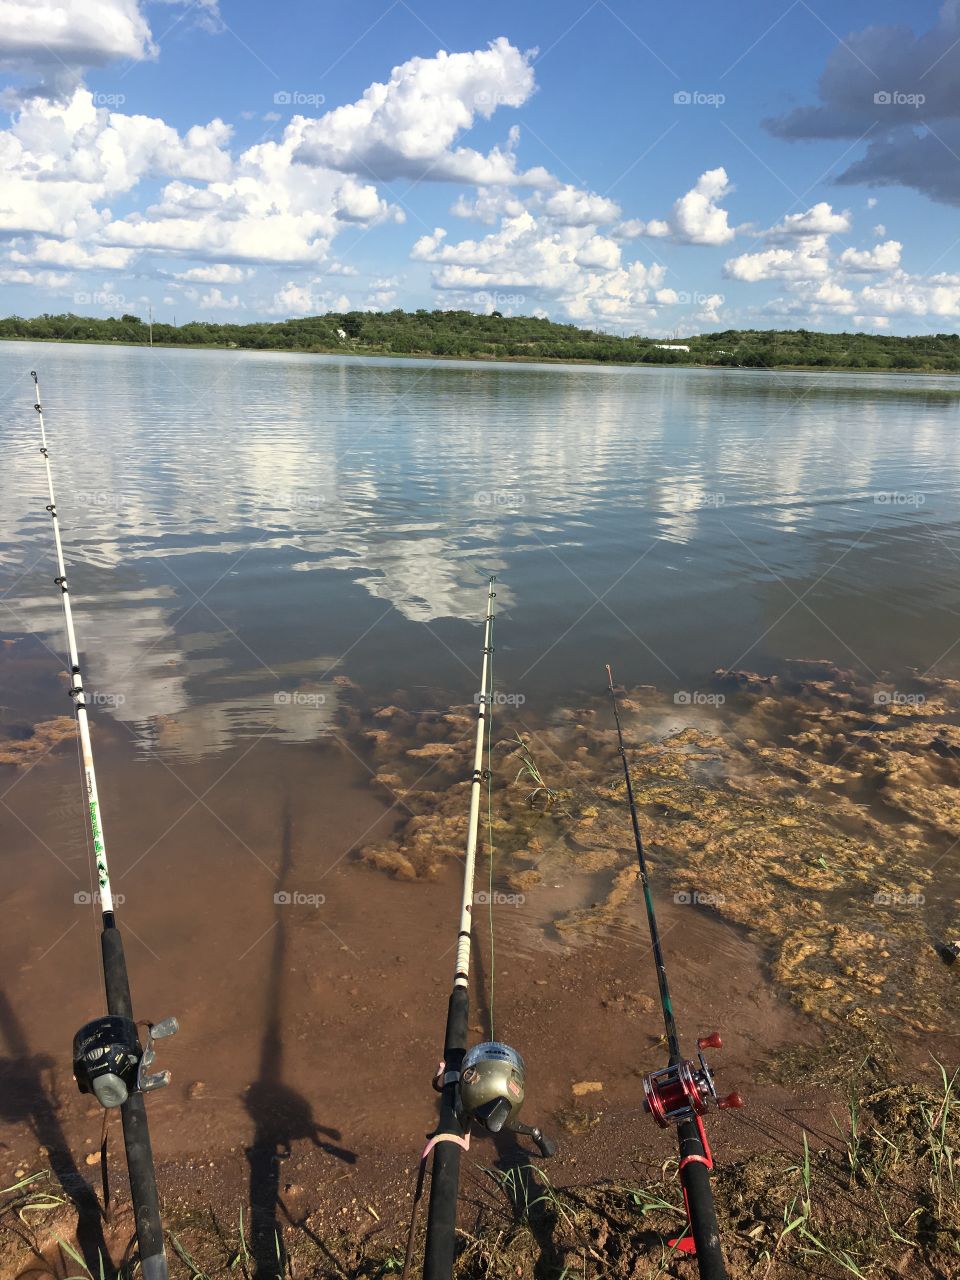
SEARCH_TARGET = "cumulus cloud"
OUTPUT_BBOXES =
[860,269,960,318]
[175,264,251,283]
[765,4,960,204]
[9,238,133,269]
[412,210,665,326]
[764,202,851,240]
[0,0,154,83]
[268,282,350,315]
[724,238,832,282]
[837,240,902,272]
[295,38,545,186]
[617,169,736,246]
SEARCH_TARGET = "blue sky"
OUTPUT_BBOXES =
[1,0,957,334]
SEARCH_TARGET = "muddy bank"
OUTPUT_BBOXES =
[0,660,958,1277]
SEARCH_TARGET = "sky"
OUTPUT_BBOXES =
[1,0,959,335]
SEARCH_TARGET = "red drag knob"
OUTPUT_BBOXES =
[697,1032,723,1051]
[718,1091,744,1110]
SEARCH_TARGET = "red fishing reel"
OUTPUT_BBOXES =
[642,1032,743,1128]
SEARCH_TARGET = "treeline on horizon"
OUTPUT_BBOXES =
[1,309,958,371]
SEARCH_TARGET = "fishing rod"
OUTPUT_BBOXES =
[32,371,178,1280]
[605,664,742,1280]
[403,576,554,1280]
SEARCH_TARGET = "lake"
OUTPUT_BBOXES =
[2,342,959,755]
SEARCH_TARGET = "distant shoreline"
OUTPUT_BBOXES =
[2,334,958,377]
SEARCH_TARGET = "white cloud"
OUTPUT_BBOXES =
[196,287,240,310]
[0,0,154,80]
[295,38,544,186]
[860,269,960,318]
[175,264,251,283]
[268,282,350,316]
[764,202,851,240]
[0,264,71,287]
[9,237,132,269]
[853,314,891,329]
[837,240,902,272]
[619,169,736,246]
[541,185,620,226]
[413,209,665,326]
[724,237,832,281]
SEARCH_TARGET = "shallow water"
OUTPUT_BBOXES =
[1,343,960,758]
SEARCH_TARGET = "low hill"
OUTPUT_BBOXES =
[2,309,958,371]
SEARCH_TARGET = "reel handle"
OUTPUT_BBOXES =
[697,1032,722,1051]
[508,1120,557,1159]
[718,1091,744,1111]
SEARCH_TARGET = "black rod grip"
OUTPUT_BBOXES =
[101,925,168,1280]
[677,1119,728,1280]
[423,986,469,1280]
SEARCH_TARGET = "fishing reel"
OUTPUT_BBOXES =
[73,1015,179,1109]
[642,1032,743,1129]
[454,1041,556,1158]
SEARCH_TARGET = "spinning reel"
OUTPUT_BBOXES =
[73,1015,179,1109]
[448,1041,557,1158]
[642,1031,743,1128]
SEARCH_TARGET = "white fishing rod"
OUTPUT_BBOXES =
[32,371,177,1280]
[404,576,553,1280]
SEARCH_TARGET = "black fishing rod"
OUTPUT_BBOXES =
[605,664,742,1280]
[32,372,178,1280]
[403,577,554,1280]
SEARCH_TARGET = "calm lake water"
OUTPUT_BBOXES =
[1,340,960,755]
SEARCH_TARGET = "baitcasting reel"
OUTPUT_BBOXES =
[73,1015,179,1109]
[456,1041,556,1158]
[642,1032,743,1129]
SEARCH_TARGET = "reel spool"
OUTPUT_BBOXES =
[455,1041,556,1157]
[642,1032,743,1129]
[73,1015,179,1109]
